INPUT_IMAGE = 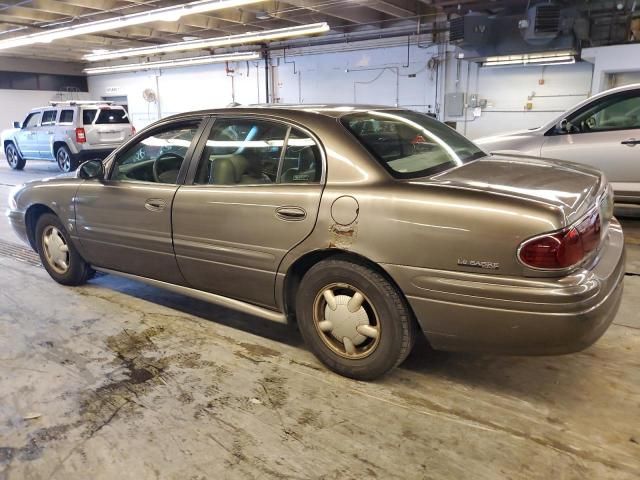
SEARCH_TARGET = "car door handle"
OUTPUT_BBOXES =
[46,131,54,134]
[145,199,166,212]
[275,206,306,221]
[621,138,640,146]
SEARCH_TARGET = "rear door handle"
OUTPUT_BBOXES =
[621,138,640,146]
[145,199,166,212]
[275,206,306,221]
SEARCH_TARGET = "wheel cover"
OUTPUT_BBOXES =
[57,149,71,172]
[42,226,70,274]
[6,145,18,167]
[313,283,381,359]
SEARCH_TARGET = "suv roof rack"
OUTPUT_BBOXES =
[49,100,114,106]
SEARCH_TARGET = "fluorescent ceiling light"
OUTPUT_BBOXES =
[83,51,260,75]
[0,0,264,51]
[85,22,330,61]
[482,51,576,67]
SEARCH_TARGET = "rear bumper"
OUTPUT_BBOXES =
[75,148,114,161]
[382,220,625,355]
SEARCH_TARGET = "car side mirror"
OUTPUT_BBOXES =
[557,118,571,133]
[13,121,21,129]
[77,159,105,180]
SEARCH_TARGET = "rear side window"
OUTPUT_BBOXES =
[95,108,130,124]
[279,128,322,183]
[59,109,74,124]
[41,110,57,126]
[82,109,97,125]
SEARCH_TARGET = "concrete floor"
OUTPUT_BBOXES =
[1,161,639,480]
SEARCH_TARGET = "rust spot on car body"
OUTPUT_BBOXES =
[328,223,357,249]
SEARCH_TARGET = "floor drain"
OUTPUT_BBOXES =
[0,239,41,267]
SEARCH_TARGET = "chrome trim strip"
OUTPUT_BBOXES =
[93,267,287,324]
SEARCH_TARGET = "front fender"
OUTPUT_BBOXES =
[12,177,83,249]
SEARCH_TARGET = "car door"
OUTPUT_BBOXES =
[541,89,640,198]
[172,116,324,308]
[15,111,42,159]
[75,116,206,283]
[38,109,58,160]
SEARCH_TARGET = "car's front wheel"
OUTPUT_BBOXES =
[296,258,416,380]
[35,213,93,285]
[56,145,78,173]
[5,142,26,170]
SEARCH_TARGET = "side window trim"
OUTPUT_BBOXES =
[275,126,292,183]
[184,114,326,186]
[105,116,208,184]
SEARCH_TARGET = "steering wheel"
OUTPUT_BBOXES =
[152,151,184,182]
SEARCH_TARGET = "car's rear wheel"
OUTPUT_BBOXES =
[35,213,93,285]
[296,258,416,380]
[5,143,26,170]
[56,145,78,173]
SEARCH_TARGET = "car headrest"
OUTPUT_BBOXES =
[299,147,316,170]
[211,154,248,184]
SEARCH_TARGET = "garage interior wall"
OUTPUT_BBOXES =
[0,57,89,133]
[87,41,640,138]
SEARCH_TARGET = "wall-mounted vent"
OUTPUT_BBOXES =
[534,5,561,34]
[449,17,464,42]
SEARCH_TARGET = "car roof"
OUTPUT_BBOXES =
[163,104,408,122]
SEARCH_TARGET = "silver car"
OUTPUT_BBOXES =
[475,83,640,213]
[7,106,625,380]
[2,101,134,173]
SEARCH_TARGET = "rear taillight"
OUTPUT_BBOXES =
[75,127,86,143]
[518,210,601,270]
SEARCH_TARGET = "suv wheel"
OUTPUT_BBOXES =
[5,143,26,170]
[296,258,416,380]
[56,145,78,172]
[35,213,93,285]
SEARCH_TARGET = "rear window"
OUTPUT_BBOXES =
[82,109,97,125]
[95,108,130,124]
[341,110,485,178]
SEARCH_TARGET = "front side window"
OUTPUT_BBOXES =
[195,118,288,185]
[111,122,200,184]
[23,112,41,129]
[96,108,130,124]
[567,91,640,133]
[59,110,74,124]
[41,110,57,126]
[341,110,485,179]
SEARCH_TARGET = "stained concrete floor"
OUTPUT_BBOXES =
[1,161,639,480]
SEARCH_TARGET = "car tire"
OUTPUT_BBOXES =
[56,145,78,173]
[5,142,26,170]
[296,257,416,380]
[35,213,93,286]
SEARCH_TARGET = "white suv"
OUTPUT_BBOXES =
[1,101,135,172]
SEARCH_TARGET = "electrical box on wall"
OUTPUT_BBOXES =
[445,92,465,117]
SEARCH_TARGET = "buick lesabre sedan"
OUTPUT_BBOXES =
[7,105,625,380]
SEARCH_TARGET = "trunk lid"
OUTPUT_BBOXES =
[431,154,607,226]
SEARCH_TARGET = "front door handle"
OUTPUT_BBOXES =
[145,199,166,212]
[621,138,640,146]
[275,206,306,221]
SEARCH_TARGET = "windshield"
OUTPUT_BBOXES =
[341,110,485,178]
